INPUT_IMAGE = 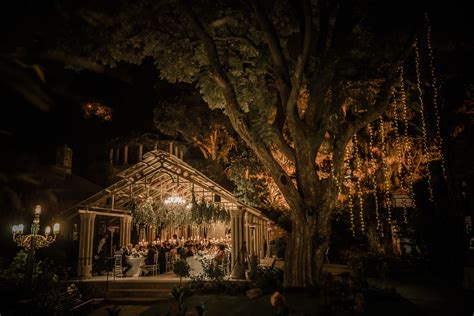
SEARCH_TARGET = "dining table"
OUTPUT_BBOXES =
[125,256,145,277]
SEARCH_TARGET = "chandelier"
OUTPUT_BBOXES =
[12,205,60,250]
[164,195,186,205]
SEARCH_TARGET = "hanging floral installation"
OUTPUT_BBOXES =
[130,192,231,231]
[190,196,231,225]
[130,197,156,230]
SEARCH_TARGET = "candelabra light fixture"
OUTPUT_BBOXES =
[12,205,60,250]
[164,195,186,205]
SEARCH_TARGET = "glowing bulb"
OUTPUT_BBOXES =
[18,224,24,233]
[12,225,18,233]
[34,205,42,215]
[45,226,51,235]
[53,223,60,233]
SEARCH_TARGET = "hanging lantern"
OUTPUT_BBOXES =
[392,190,414,208]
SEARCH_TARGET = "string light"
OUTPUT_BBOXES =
[379,116,392,226]
[330,159,343,207]
[414,38,434,202]
[391,85,409,224]
[348,191,356,237]
[399,66,417,211]
[425,13,447,180]
[345,141,356,237]
[352,134,366,233]
[367,123,381,232]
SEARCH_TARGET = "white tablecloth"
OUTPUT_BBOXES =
[126,257,145,277]
[186,254,215,276]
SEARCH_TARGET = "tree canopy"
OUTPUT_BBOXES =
[47,0,465,287]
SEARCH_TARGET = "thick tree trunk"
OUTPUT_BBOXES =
[283,214,330,288]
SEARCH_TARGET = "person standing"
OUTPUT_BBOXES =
[96,233,109,275]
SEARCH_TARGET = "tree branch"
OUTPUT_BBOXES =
[250,0,290,118]
[285,0,313,143]
[178,0,302,210]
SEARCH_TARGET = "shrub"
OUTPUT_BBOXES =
[252,266,283,293]
[173,259,191,285]
[198,256,225,282]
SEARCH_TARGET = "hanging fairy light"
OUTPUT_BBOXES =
[414,38,435,202]
[391,86,409,224]
[399,66,417,211]
[345,141,356,237]
[330,159,343,207]
[348,191,356,237]
[379,116,392,226]
[425,13,447,181]
[367,123,382,231]
[352,134,366,233]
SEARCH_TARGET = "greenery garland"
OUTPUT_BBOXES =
[191,197,230,225]
[130,195,230,229]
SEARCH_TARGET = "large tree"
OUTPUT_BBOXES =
[57,0,427,287]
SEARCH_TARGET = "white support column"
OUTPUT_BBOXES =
[138,144,143,161]
[123,145,129,165]
[230,207,245,279]
[264,221,270,258]
[77,211,96,279]
[115,147,120,164]
[244,212,250,255]
[139,225,146,243]
[125,215,132,246]
[258,219,264,259]
[109,148,114,164]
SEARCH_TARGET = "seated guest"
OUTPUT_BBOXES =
[131,244,140,257]
[214,244,226,265]
[145,244,156,266]
[121,247,132,275]
[125,243,133,256]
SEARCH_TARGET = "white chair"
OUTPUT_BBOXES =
[143,253,159,276]
[113,254,123,278]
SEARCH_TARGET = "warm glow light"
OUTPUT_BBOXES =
[18,224,24,233]
[53,223,60,233]
[12,225,18,233]
[35,205,41,215]
[45,226,51,235]
[164,195,186,205]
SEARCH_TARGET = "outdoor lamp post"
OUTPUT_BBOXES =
[12,205,60,250]
[11,205,60,293]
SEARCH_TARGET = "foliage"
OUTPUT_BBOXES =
[274,237,286,259]
[319,272,369,315]
[169,285,190,316]
[0,250,82,313]
[173,259,191,285]
[131,195,231,230]
[191,197,230,225]
[154,92,238,164]
[54,0,446,286]
[252,266,284,294]
[196,256,225,282]
[189,277,252,295]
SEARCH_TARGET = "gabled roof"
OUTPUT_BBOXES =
[58,149,270,221]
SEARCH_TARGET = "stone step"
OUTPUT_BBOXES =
[107,281,182,290]
[106,288,174,299]
[105,297,169,304]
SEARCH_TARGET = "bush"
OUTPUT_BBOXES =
[173,259,191,285]
[0,250,80,314]
[252,266,283,293]
[197,256,225,282]
[274,237,286,259]
[319,272,368,314]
